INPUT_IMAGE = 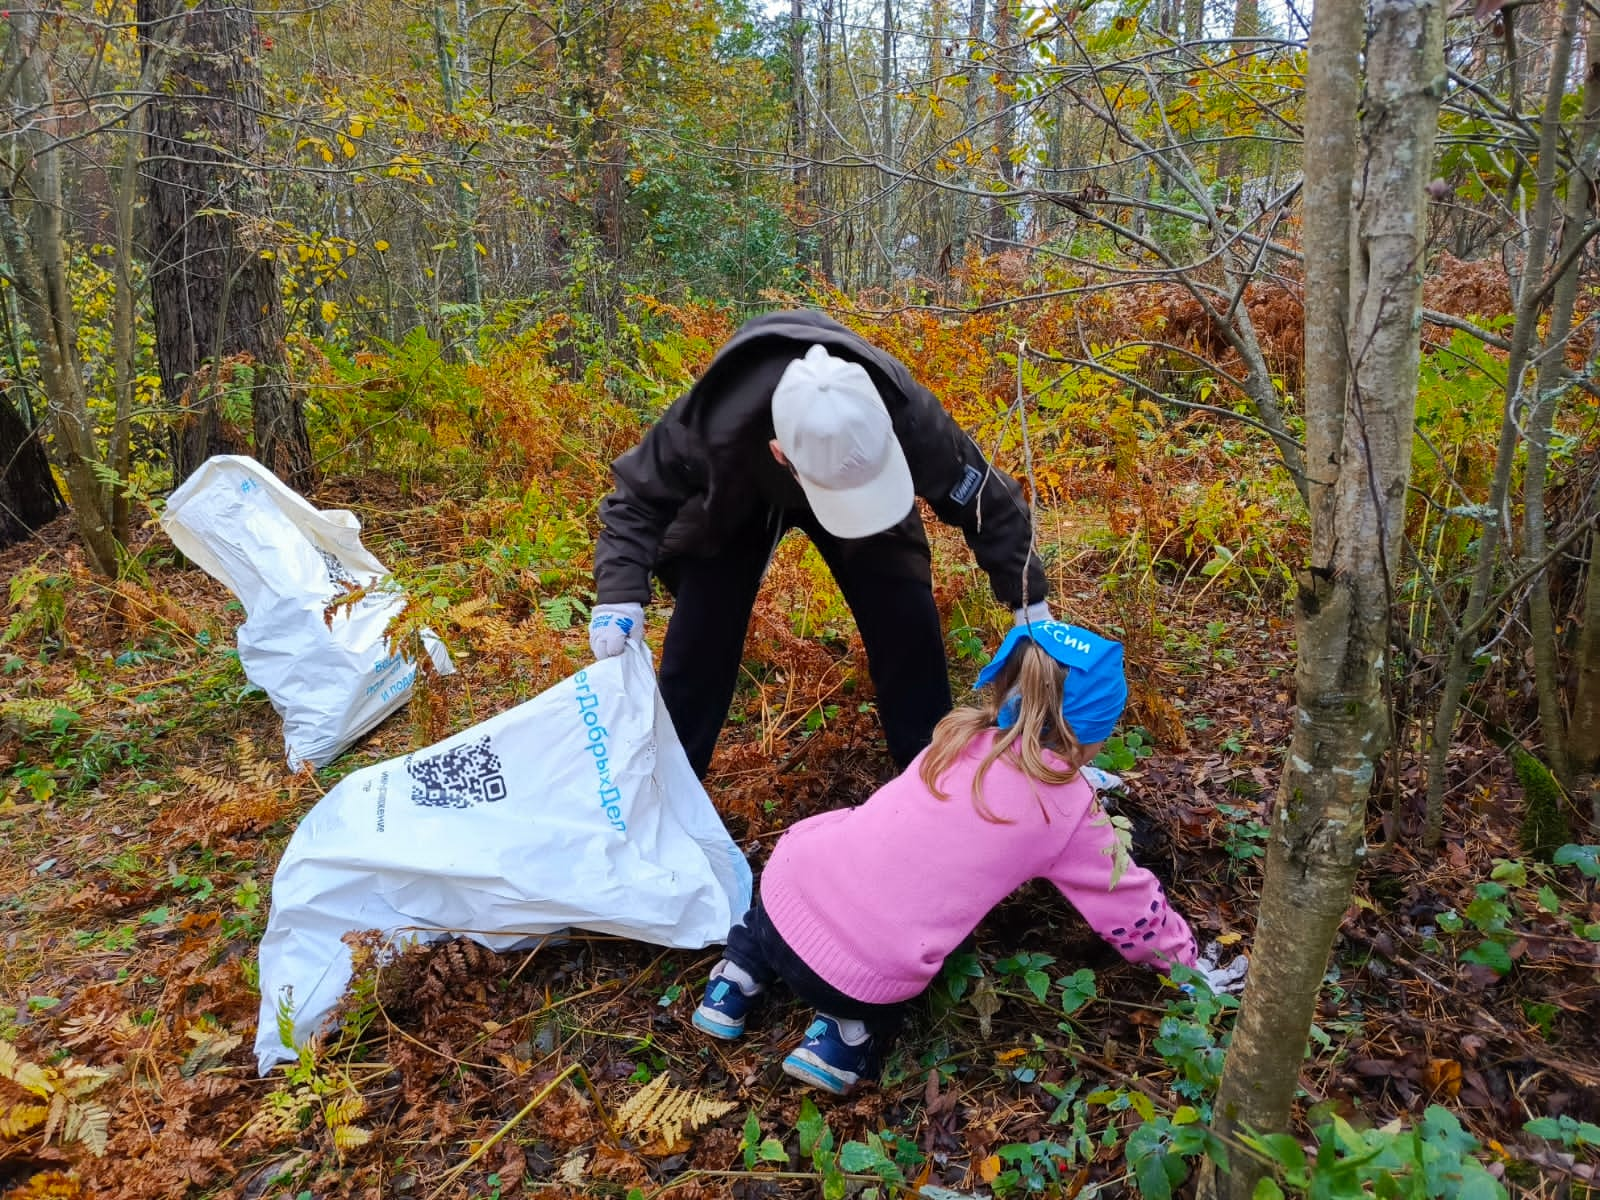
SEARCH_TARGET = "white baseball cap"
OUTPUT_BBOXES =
[771,345,915,539]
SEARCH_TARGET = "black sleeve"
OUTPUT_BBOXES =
[593,418,706,605]
[898,385,1048,611]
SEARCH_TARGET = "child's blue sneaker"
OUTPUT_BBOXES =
[781,1015,876,1094]
[693,971,758,1040]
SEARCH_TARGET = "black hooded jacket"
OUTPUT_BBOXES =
[594,310,1048,610]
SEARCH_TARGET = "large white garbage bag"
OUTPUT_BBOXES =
[253,641,753,1073]
[160,455,453,769]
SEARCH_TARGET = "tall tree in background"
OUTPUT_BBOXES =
[0,388,62,548]
[986,0,1018,250]
[0,13,62,548]
[1,3,120,574]
[138,0,310,492]
[1513,0,1592,794]
[432,0,483,311]
[790,0,814,267]
[1203,0,1444,1192]
[1214,0,1261,191]
[877,0,897,282]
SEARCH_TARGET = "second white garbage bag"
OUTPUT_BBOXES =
[159,454,453,770]
[253,641,753,1073]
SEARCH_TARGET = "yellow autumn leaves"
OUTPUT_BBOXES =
[296,114,367,164]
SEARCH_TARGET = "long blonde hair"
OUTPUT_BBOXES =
[919,642,1098,822]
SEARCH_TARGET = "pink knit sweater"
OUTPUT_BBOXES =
[759,732,1199,1004]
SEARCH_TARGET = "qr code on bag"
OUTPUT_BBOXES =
[408,737,508,808]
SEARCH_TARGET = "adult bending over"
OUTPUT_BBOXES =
[589,310,1048,777]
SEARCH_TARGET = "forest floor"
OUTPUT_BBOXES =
[1,474,1597,1200]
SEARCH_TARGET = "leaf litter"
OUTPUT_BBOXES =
[0,478,1596,1199]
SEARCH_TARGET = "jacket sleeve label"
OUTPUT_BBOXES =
[949,464,983,506]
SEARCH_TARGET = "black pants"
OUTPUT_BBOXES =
[723,898,906,1043]
[657,508,953,779]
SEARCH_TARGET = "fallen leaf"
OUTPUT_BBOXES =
[556,1151,588,1185]
[1422,1058,1461,1099]
[971,978,1001,1038]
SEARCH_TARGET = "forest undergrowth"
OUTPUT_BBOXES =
[2,294,1598,1199]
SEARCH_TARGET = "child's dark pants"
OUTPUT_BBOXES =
[723,899,906,1045]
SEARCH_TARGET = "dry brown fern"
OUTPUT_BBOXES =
[413,938,496,1008]
[246,1074,372,1159]
[163,734,298,842]
[58,1009,143,1051]
[179,1023,243,1078]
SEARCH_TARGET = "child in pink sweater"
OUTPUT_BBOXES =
[693,621,1236,1094]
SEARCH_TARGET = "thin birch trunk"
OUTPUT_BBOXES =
[434,0,482,311]
[953,0,987,261]
[1203,0,1442,1193]
[1521,0,1597,790]
[791,0,812,267]
[817,0,835,280]
[987,0,1015,249]
[108,38,171,543]
[1423,0,1581,847]
[879,0,897,282]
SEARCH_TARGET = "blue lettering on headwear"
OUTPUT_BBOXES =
[975,621,1115,688]
[974,620,1128,745]
[573,670,626,832]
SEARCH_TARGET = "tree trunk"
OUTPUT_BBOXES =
[1565,19,1600,824]
[879,0,898,282]
[1,3,120,575]
[1215,0,1261,196]
[0,387,62,547]
[138,0,311,493]
[434,0,483,311]
[108,65,152,547]
[790,0,814,267]
[1048,29,1068,196]
[1521,0,1596,789]
[0,218,62,547]
[1572,530,1600,824]
[817,0,836,280]
[952,0,987,262]
[1203,0,1442,1194]
[1422,0,1583,847]
[986,0,1016,250]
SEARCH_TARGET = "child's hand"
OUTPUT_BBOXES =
[1079,766,1123,794]
[1191,941,1249,995]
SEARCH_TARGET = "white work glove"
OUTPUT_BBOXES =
[1185,941,1250,996]
[1079,766,1124,793]
[588,602,644,659]
[1014,601,1052,626]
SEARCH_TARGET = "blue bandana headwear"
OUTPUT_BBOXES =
[973,621,1128,744]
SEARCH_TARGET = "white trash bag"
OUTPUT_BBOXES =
[253,641,752,1073]
[160,455,453,769]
